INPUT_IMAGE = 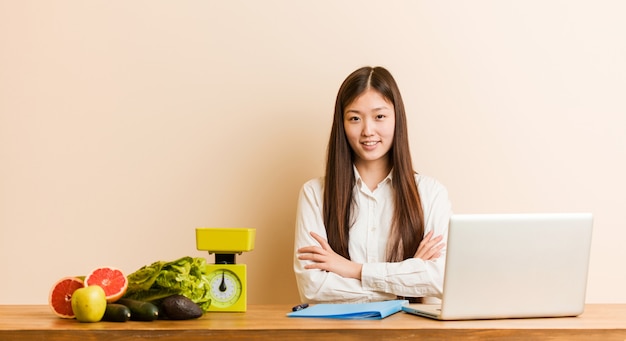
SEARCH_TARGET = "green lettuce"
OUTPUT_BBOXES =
[123,256,212,311]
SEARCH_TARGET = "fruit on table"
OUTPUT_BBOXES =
[48,277,85,319]
[160,294,204,320]
[116,298,159,321]
[71,285,107,322]
[84,267,128,303]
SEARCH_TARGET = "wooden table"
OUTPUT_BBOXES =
[1,304,625,340]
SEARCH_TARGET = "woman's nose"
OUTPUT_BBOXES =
[361,119,374,136]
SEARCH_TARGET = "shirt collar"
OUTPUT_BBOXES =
[353,165,393,187]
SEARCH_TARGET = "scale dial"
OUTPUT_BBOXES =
[206,268,243,309]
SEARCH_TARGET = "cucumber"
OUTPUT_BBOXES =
[102,303,131,322]
[116,298,159,321]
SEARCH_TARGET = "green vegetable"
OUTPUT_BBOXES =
[102,304,131,322]
[122,256,212,312]
[116,298,159,321]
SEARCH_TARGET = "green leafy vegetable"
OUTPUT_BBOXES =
[123,256,212,312]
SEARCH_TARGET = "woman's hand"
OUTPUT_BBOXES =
[414,230,445,261]
[297,231,363,279]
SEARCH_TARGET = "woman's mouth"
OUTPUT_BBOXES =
[361,141,379,150]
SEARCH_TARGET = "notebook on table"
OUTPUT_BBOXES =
[288,299,408,320]
[402,213,593,320]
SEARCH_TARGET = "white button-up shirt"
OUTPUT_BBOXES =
[293,169,452,304]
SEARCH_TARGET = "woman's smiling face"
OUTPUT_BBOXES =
[343,88,395,169]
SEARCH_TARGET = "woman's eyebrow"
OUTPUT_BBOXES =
[372,106,391,112]
[345,106,390,114]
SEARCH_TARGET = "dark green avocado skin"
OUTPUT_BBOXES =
[161,295,203,320]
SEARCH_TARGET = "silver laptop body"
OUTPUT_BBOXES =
[402,213,593,320]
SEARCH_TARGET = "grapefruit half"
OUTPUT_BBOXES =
[84,267,128,303]
[49,276,85,318]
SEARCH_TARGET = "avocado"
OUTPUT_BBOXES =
[160,294,203,320]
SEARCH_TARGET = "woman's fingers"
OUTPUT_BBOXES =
[422,230,434,242]
[298,232,331,263]
[298,245,323,255]
[297,232,331,256]
[421,240,445,260]
[414,232,445,260]
[297,231,362,279]
[309,231,331,250]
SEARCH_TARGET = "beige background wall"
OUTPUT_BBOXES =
[1,1,624,305]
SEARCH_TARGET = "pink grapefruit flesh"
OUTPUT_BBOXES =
[48,276,85,318]
[84,267,128,303]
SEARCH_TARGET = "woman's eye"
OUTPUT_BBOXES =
[347,116,360,122]
[376,114,385,120]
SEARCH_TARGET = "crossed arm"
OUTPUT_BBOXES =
[297,230,445,280]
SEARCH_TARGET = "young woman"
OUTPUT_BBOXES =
[293,66,453,304]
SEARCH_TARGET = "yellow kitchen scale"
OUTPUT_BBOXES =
[196,227,255,312]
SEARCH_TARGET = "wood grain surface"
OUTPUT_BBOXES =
[1,304,625,340]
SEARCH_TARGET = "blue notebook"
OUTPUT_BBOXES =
[287,300,408,320]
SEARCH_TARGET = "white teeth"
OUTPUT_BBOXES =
[363,141,377,146]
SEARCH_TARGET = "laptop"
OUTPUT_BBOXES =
[402,213,593,320]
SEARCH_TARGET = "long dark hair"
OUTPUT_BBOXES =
[323,66,424,262]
